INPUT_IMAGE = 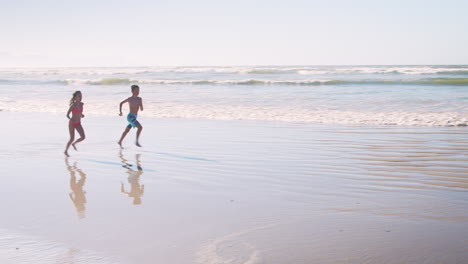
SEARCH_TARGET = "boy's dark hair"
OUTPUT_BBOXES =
[131,85,139,91]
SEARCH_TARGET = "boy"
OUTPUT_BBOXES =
[118,85,144,147]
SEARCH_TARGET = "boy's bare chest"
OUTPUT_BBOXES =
[128,97,140,105]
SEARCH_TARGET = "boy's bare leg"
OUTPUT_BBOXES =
[135,124,143,147]
[118,126,131,148]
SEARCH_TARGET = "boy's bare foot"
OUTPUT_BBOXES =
[72,143,77,151]
[118,141,123,149]
[136,142,142,147]
[64,151,70,157]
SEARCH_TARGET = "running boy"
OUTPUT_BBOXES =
[118,85,144,147]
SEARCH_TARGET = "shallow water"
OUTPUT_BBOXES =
[0,112,466,263]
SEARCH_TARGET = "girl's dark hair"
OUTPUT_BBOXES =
[69,91,81,106]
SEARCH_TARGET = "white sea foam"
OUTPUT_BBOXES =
[49,78,468,86]
[60,78,338,86]
[145,105,468,126]
[1,98,466,126]
[2,66,468,76]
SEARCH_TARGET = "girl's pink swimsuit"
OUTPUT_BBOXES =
[72,106,83,114]
[69,105,83,127]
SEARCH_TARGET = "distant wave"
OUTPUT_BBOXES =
[160,67,293,74]
[2,77,468,86]
[0,79,14,84]
[413,78,468,85]
[137,66,468,75]
[327,78,468,86]
[84,78,135,85]
[436,70,468,75]
[72,78,468,86]
[0,79,67,85]
[131,67,468,76]
[3,66,468,76]
[164,66,468,75]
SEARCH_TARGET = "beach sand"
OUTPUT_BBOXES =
[0,112,467,264]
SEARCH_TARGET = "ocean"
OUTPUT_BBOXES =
[0,65,467,126]
[0,66,467,263]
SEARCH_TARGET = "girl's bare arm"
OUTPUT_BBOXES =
[66,104,74,119]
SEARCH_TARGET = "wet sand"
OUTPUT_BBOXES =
[0,112,467,264]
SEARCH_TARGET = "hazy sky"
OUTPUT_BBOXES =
[1,0,467,67]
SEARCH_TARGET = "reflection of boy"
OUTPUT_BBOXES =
[118,85,144,147]
[120,152,144,205]
[121,170,144,205]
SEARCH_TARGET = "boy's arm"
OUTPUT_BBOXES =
[140,98,143,111]
[119,99,128,116]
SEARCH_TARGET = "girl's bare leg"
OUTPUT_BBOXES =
[72,125,86,150]
[65,123,75,156]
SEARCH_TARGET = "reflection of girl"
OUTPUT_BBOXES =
[65,91,86,156]
[66,158,87,218]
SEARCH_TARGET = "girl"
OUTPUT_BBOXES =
[65,91,86,156]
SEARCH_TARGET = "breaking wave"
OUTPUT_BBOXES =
[2,77,468,86]
[63,78,468,86]
[2,66,468,76]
